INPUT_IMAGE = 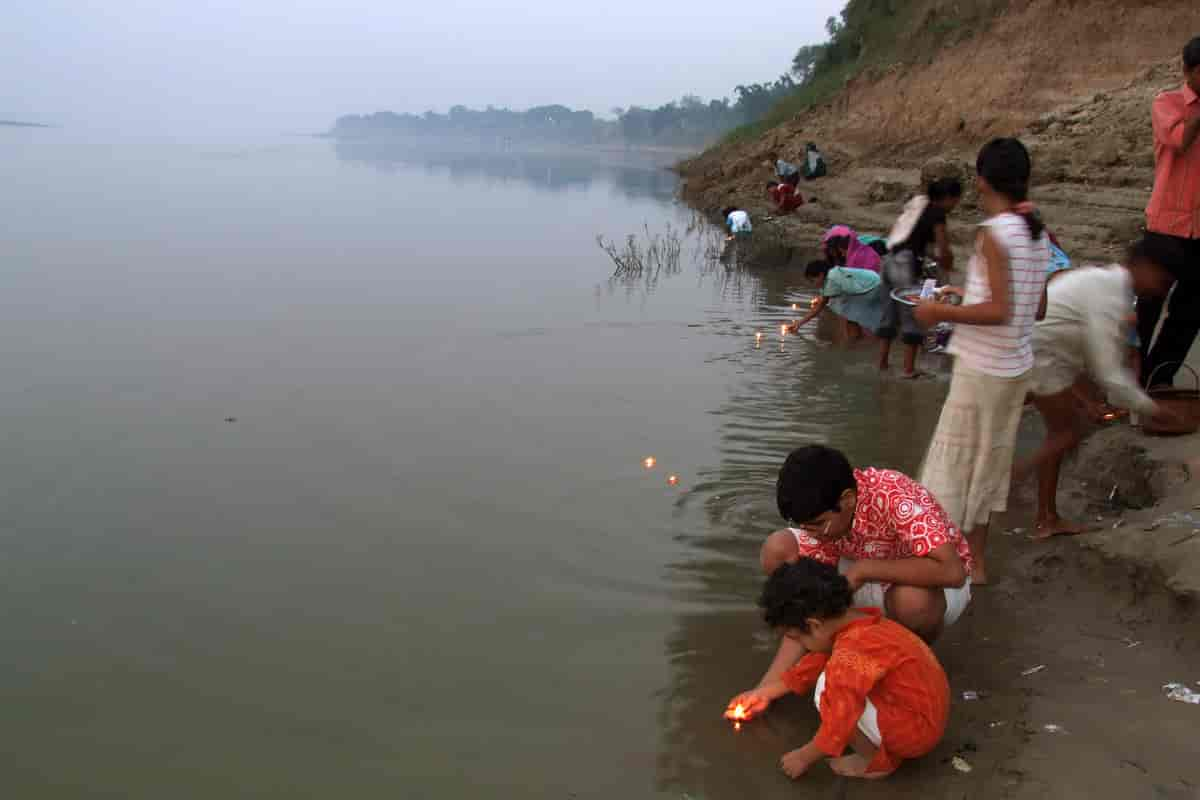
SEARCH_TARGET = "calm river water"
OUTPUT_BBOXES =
[0,130,949,798]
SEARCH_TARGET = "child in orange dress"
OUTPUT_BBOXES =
[726,559,950,780]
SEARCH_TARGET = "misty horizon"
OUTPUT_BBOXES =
[7,0,843,136]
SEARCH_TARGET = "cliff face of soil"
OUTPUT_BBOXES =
[679,0,1200,262]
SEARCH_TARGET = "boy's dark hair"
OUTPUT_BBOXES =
[1184,36,1200,70]
[760,558,853,630]
[928,177,963,201]
[721,206,738,219]
[976,137,1044,240]
[1128,235,1185,273]
[804,259,833,279]
[767,181,780,189]
[776,444,856,523]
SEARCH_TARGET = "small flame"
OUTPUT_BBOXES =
[667,474,679,486]
[792,303,799,311]
[780,324,788,337]
[732,704,747,720]
[755,331,763,340]
[643,456,656,469]
[734,721,742,731]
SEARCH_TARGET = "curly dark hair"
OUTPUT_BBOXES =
[759,558,853,631]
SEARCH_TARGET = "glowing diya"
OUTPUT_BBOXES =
[643,456,657,470]
[667,474,679,487]
[725,702,750,730]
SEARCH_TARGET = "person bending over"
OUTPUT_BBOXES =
[751,445,971,690]
[725,559,950,781]
[1014,236,1184,538]
[766,181,805,214]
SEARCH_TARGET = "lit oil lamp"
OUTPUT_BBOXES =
[643,456,656,470]
[667,474,679,487]
[792,303,799,311]
[755,331,763,344]
[725,702,749,731]
[780,324,788,337]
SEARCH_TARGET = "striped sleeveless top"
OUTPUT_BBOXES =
[947,213,1050,377]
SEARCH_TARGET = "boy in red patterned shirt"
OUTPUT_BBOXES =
[750,445,971,691]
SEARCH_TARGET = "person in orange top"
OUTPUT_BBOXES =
[1139,36,1200,388]
[725,559,949,780]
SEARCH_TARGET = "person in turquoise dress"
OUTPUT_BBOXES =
[787,261,885,342]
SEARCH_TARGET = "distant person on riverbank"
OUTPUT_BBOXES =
[771,153,802,186]
[786,260,883,342]
[1015,237,1182,538]
[722,206,752,241]
[804,143,827,180]
[1138,35,1200,389]
[914,138,1050,584]
[725,559,949,781]
[823,225,881,272]
[767,181,805,213]
[878,178,963,378]
[748,446,971,692]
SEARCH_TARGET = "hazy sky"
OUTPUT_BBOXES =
[7,0,843,134]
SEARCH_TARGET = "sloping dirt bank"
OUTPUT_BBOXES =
[678,0,1200,264]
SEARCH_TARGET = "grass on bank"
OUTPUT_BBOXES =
[716,0,1008,149]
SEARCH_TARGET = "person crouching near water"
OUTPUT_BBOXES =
[747,446,971,694]
[725,558,950,781]
[877,178,964,379]
[913,138,1050,584]
[822,225,882,272]
[722,206,752,242]
[1013,236,1185,539]
[766,181,805,214]
[786,260,884,343]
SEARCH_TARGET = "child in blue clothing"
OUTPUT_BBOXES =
[788,261,884,342]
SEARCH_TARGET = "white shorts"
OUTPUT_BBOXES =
[840,559,972,627]
[814,672,881,746]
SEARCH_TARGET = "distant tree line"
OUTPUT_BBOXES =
[330,76,800,148]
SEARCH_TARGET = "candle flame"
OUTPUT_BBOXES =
[792,303,799,311]
[780,324,787,336]
[667,474,679,486]
[734,721,742,731]
[643,456,656,469]
[733,703,747,719]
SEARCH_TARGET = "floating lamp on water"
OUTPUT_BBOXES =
[643,456,657,470]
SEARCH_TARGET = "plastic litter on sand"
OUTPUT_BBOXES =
[951,756,973,774]
[1163,683,1200,705]
[1043,724,1067,734]
[1021,665,1047,676]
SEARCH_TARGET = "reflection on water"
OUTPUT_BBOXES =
[652,253,952,798]
[333,139,682,201]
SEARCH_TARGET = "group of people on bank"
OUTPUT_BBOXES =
[720,36,1200,784]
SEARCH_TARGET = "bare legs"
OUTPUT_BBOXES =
[878,339,922,378]
[1012,388,1087,539]
[829,730,887,780]
[966,524,990,585]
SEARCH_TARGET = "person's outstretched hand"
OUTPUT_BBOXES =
[724,690,771,721]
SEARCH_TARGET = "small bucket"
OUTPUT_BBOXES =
[1142,363,1200,437]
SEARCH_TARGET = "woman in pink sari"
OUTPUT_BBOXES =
[823,226,882,273]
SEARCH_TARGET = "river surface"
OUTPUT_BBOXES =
[0,130,949,798]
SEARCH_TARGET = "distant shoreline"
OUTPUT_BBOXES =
[0,119,53,128]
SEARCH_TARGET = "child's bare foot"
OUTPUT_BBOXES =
[828,754,887,780]
[1033,518,1090,540]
